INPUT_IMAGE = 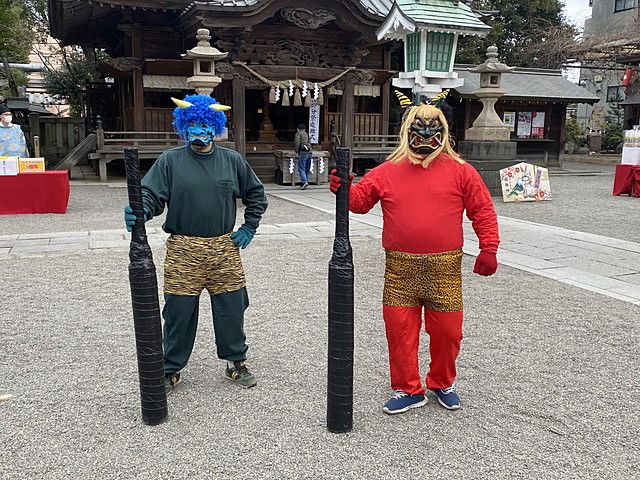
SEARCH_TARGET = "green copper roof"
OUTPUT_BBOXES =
[397,0,490,33]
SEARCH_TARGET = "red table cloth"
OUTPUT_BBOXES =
[612,165,640,197]
[0,171,70,214]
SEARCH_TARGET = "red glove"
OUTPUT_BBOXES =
[473,251,498,276]
[329,168,354,194]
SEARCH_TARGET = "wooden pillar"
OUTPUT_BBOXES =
[232,77,246,156]
[341,77,355,151]
[381,47,392,136]
[131,24,144,132]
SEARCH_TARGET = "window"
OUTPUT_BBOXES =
[406,32,421,71]
[607,86,626,102]
[425,32,454,72]
[615,0,636,12]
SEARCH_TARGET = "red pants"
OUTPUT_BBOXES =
[383,306,463,395]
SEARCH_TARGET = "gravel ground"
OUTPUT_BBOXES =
[1,238,638,479]
[493,162,639,243]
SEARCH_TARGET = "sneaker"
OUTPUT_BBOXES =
[382,390,427,415]
[301,182,309,190]
[165,372,181,395]
[225,361,257,388]
[433,386,461,410]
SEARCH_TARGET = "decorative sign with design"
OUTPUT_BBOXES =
[19,158,45,173]
[500,162,551,202]
[517,112,532,138]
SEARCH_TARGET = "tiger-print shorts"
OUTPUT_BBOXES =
[383,249,463,312]
[163,233,246,296]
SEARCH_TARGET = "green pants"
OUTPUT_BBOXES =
[163,287,249,375]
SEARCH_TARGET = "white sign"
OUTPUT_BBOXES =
[0,157,19,176]
[503,112,516,132]
[309,101,320,144]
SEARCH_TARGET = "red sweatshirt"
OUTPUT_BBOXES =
[349,154,499,255]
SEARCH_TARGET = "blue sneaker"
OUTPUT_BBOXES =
[382,390,427,415]
[433,386,461,410]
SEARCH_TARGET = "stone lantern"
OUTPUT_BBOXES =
[458,46,518,196]
[182,28,228,95]
[464,46,515,141]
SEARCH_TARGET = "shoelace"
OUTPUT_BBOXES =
[440,386,455,395]
[390,390,408,399]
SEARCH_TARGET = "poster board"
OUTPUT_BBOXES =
[531,112,546,138]
[517,112,532,138]
[500,162,551,202]
[503,112,516,132]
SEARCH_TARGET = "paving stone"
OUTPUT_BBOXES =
[0,234,19,241]
[10,243,87,255]
[612,273,640,286]
[89,240,130,249]
[8,238,51,247]
[497,251,560,270]
[49,236,91,245]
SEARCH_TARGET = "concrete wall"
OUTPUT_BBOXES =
[585,0,637,37]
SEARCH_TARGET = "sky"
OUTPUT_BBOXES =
[562,0,592,28]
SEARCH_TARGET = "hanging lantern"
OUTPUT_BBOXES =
[294,88,302,106]
[282,90,290,106]
[269,86,276,104]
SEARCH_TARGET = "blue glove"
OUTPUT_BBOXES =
[230,225,255,249]
[124,205,150,232]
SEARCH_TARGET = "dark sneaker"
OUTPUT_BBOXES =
[382,390,427,415]
[225,361,257,388]
[301,182,309,190]
[165,372,181,395]
[433,386,461,410]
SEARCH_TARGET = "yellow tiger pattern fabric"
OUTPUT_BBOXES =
[383,249,463,312]
[164,233,246,296]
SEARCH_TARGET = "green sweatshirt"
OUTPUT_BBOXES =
[141,144,267,237]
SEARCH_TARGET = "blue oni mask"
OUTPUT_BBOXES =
[187,121,214,147]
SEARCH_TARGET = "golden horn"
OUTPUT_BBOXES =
[394,90,413,108]
[210,103,231,112]
[171,97,193,108]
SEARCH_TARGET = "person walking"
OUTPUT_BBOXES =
[294,123,312,190]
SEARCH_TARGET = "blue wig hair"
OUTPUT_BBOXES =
[172,94,227,139]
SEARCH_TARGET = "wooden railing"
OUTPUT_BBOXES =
[97,130,182,150]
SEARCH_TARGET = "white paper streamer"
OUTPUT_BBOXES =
[274,86,281,102]
[302,81,308,98]
[289,158,294,174]
[313,83,319,100]
[310,158,314,174]
[288,80,294,97]
[319,157,325,174]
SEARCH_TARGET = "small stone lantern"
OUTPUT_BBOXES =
[464,46,516,142]
[182,29,228,95]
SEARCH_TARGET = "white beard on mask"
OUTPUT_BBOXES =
[1,115,13,126]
